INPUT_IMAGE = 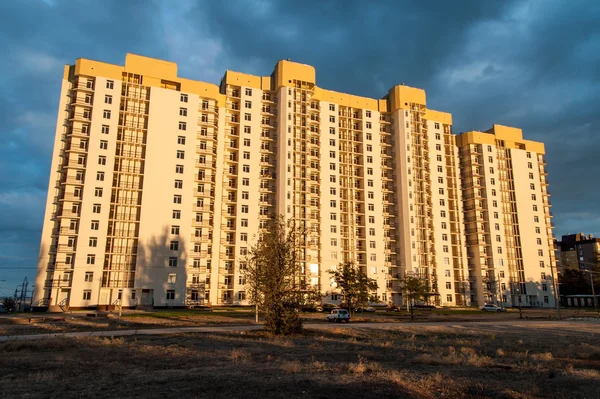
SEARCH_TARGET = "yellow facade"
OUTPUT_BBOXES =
[33,53,554,310]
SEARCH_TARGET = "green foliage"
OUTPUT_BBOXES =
[242,216,320,335]
[329,263,378,314]
[399,276,431,320]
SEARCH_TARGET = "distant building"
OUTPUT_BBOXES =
[557,233,600,272]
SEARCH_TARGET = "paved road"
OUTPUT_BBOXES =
[1,319,598,341]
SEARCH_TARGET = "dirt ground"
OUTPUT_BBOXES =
[1,320,600,398]
[1,308,595,337]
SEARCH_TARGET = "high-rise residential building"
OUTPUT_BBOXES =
[456,125,557,308]
[556,233,600,272]
[33,54,553,311]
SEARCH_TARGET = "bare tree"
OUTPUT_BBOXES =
[243,216,319,335]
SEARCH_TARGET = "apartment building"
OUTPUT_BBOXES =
[456,126,557,308]
[556,233,600,272]
[33,54,551,310]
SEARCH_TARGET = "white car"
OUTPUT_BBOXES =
[326,309,351,323]
[480,304,505,312]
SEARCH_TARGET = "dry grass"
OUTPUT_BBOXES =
[1,322,600,398]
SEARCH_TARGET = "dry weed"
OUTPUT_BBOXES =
[310,359,326,370]
[347,355,380,375]
[229,348,250,363]
[496,348,505,357]
[531,352,553,361]
[280,360,302,373]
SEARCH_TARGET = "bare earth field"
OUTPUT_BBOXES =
[1,317,599,398]
[0,308,595,337]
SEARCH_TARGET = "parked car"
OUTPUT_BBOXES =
[355,306,376,313]
[481,304,505,312]
[326,309,350,323]
[386,304,401,312]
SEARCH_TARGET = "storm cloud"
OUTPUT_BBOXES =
[0,0,598,290]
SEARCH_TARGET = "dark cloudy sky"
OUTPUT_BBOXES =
[1,0,598,293]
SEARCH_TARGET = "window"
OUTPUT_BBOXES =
[245,88,252,96]
[442,234,448,241]
[94,187,103,197]
[368,192,374,199]
[538,249,544,256]
[441,222,447,229]
[103,110,111,119]
[539,261,545,268]
[241,219,248,227]
[174,180,183,189]
[241,205,249,213]
[83,290,92,300]
[330,213,337,221]
[89,237,98,247]
[534,216,539,223]
[440,210,446,217]
[173,194,182,204]
[101,125,109,134]
[243,138,250,146]
[176,150,185,160]
[92,204,101,213]
[329,116,335,123]
[244,113,251,121]
[98,156,106,165]
[535,227,541,234]
[366,122,372,129]
[527,162,532,169]
[330,238,337,246]
[443,245,449,253]
[369,228,375,236]
[244,100,252,109]
[174,164,184,174]
[365,111,371,118]
[526,152,531,159]
[166,290,175,300]
[168,257,177,267]
[435,144,441,151]
[240,247,248,255]
[242,164,250,173]
[434,122,440,129]
[435,133,441,140]
[242,151,251,160]
[368,204,374,211]
[106,80,114,89]
[172,210,181,219]
[170,241,179,251]
[367,156,373,163]
[242,178,249,186]
[445,282,452,289]
[90,220,99,230]
[493,212,499,219]
[367,168,373,175]
[330,175,336,183]
[180,94,188,102]
[329,104,335,111]
[537,238,542,245]
[171,226,180,235]
[368,216,375,223]
[168,274,177,284]
[369,241,376,249]
[99,140,108,150]
[104,95,112,104]
[241,191,249,200]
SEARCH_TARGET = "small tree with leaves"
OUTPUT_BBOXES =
[400,276,431,320]
[243,216,319,335]
[329,263,378,316]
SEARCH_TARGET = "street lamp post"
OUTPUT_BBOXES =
[515,284,523,319]
[549,261,561,319]
[585,271,597,312]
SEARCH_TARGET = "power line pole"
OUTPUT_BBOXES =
[549,261,561,319]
